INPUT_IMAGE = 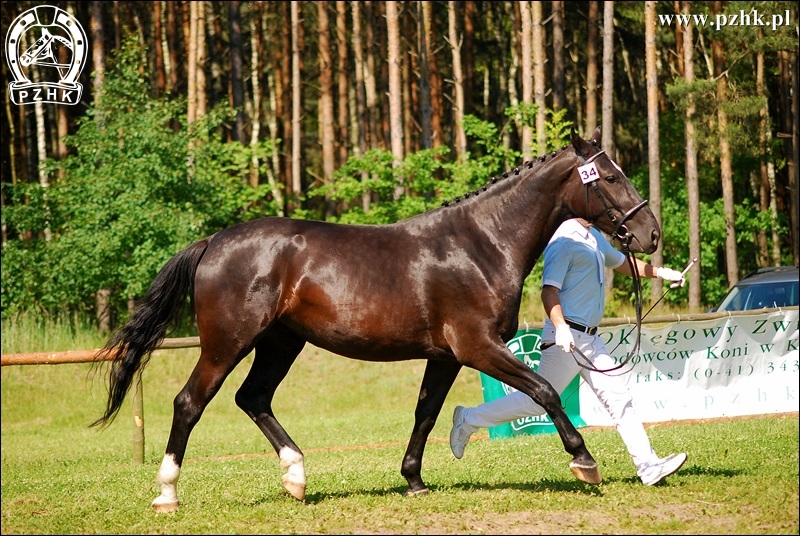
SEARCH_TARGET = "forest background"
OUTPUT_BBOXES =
[1,1,798,335]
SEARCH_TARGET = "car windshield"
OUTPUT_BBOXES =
[716,280,799,311]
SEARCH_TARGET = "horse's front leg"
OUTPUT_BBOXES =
[401,360,462,495]
[456,339,601,485]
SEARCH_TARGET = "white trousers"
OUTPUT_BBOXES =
[462,325,659,470]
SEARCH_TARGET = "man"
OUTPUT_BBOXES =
[450,217,688,486]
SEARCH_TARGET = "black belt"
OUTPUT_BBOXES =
[566,319,598,335]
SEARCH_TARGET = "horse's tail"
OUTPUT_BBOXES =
[90,238,211,429]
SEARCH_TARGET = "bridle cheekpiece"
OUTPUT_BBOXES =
[577,150,648,253]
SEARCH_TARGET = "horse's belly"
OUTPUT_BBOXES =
[278,315,449,362]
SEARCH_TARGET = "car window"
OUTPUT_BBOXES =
[717,281,799,311]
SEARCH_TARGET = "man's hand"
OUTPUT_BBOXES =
[656,266,685,288]
[555,324,575,352]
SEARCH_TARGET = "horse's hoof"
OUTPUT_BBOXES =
[151,500,179,513]
[282,475,307,501]
[569,460,602,485]
[405,487,429,497]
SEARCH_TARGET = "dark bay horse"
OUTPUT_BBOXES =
[92,127,659,512]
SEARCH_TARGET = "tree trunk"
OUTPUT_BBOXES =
[601,1,615,293]
[23,101,36,187]
[196,1,207,119]
[336,2,349,166]
[386,0,405,199]
[249,7,262,190]
[423,1,444,149]
[166,0,179,94]
[153,1,166,98]
[672,1,684,78]
[318,0,336,200]
[266,70,285,216]
[229,1,245,142]
[402,8,415,157]
[377,3,390,150]
[755,35,781,267]
[508,2,520,147]
[448,1,467,160]
[601,1,614,156]
[683,1,701,311]
[418,1,432,150]
[364,1,380,149]
[645,2,662,301]
[91,2,105,99]
[56,42,70,166]
[113,1,120,50]
[351,0,371,213]
[291,1,303,208]
[489,3,510,149]
[788,14,800,266]
[585,1,599,137]
[462,1,476,116]
[519,1,532,157]
[257,6,284,215]
[4,89,18,187]
[551,1,565,111]
[711,1,738,285]
[280,2,292,208]
[532,1,546,155]
[96,288,111,335]
[187,1,197,124]
[31,66,51,242]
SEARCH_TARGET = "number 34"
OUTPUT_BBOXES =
[577,162,599,184]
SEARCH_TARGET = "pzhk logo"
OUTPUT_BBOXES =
[6,5,87,105]
[502,332,543,396]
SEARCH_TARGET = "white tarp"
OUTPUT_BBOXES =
[579,308,799,425]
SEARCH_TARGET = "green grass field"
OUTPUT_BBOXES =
[2,342,798,534]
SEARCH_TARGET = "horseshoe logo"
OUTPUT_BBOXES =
[6,5,87,105]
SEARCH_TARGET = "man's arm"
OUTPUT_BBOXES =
[614,257,656,278]
[614,257,685,286]
[542,285,567,325]
[542,284,575,352]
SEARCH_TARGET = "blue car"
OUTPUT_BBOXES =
[711,266,799,312]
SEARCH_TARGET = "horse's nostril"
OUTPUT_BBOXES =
[652,229,660,243]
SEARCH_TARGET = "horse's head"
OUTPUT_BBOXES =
[565,127,660,254]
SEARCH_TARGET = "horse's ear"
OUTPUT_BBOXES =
[571,126,591,157]
[591,126,602,146]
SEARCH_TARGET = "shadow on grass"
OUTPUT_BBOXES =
[299,477,603,504]
[274,464,744,504]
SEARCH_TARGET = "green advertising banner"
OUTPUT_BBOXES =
[479,328,586,439]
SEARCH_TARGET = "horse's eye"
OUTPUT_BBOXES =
[604,175,618,183]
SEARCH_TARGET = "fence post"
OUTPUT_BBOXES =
[132,368,144,464]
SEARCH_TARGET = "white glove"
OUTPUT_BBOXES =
[555,324,575,352]
[656,266,685,288]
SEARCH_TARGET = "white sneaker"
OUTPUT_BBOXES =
[450,406,474,459]
[638,452,688,485]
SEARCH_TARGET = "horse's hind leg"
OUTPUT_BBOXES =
[401,360,462,496]
[153,346,248,513]
[234,326,307,500]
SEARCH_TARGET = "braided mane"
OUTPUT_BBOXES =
[440,144,573,208]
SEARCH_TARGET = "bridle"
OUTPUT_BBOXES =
[580,150,649,249]
[571,149,648,375]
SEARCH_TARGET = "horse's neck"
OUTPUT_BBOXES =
[469,151,577,279]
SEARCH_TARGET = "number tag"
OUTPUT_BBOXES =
[577,162,599,184]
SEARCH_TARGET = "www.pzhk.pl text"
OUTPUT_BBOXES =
[658,9,792,31]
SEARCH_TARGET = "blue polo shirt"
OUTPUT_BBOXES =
[541,219,626,328]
